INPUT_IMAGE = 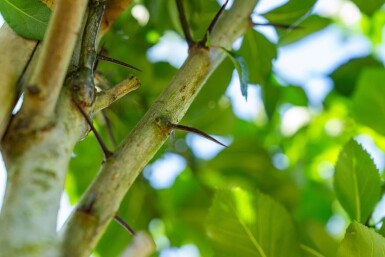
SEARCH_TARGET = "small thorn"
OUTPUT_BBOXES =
[200,0,229,46]
[74,101,113,160]
[169,122,227,147]
[176,0,195,47]
[114,215,136,236]
[97,54,142,72]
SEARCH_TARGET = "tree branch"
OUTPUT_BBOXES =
[15,0,88,130]
[0,24,37,140]
[118,232,155,257]
[0,0,89,256]
[61,1,257,256]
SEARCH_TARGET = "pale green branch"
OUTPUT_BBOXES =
[15,0,89,130]
[92,75,141,113]
[61,1,257,256]
[0,23,37,140]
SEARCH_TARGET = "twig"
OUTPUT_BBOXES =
[114,215,136,236]
[199,0,229,46]
[97,54,142,72]
[176,0,194,47]
[252,22,301,30]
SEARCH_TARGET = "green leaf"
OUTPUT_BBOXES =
[0,0,51,40]
[238,30,277,85]
[278,15,331,45]
[207,188,301,257]
[353,68,385,135]
[220,47,249,100]
[351,0,385,16]
[331,57,383,97]
[334,139,381,223]
[337,221,385,257]
[262,0,317,25]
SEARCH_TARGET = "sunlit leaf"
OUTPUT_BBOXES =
[334,139,381,223]
[262,0,317,25]
[220,47,249,100]
[238,30,277,85]
[0,0,51,40]
[353,68,385,135]
[337,221,385,257]
[279,14,331,45]
[350,0,385,16]
[207,188,301,257]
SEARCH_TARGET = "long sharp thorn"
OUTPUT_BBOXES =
[200,0,229,46]
[74,101,113,160]
[97,54,142,72]
[170,123,227,147]
[176,0,194,47]
[114,215,136,236]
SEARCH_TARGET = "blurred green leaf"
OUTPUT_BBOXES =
[350,0,385,16]
[207,188,302,257]
[220,47,249,100]
[262,0,317,25]
[334,139,381,223]
[337,221,385,257]
[67,134,103,204]
[353,68,385,135]
[299,221,338,257]
[238,30,277,85]
[331,57,383,97]
[279,15,331,45]
[0,0,51,40]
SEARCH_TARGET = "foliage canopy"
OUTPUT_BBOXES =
[2,0,385,256]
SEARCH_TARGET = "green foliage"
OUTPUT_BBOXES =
[350,0,385,16]
[334,139,381,223]
[0,0,51,40]
[331,57,383,97]
[220,47,249,100]
[278,14,331,45]
[262,0,317,25]
[238,30,277,85]
[207,188,302,257]
[337,222,385,257]
[353,68,385,136]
